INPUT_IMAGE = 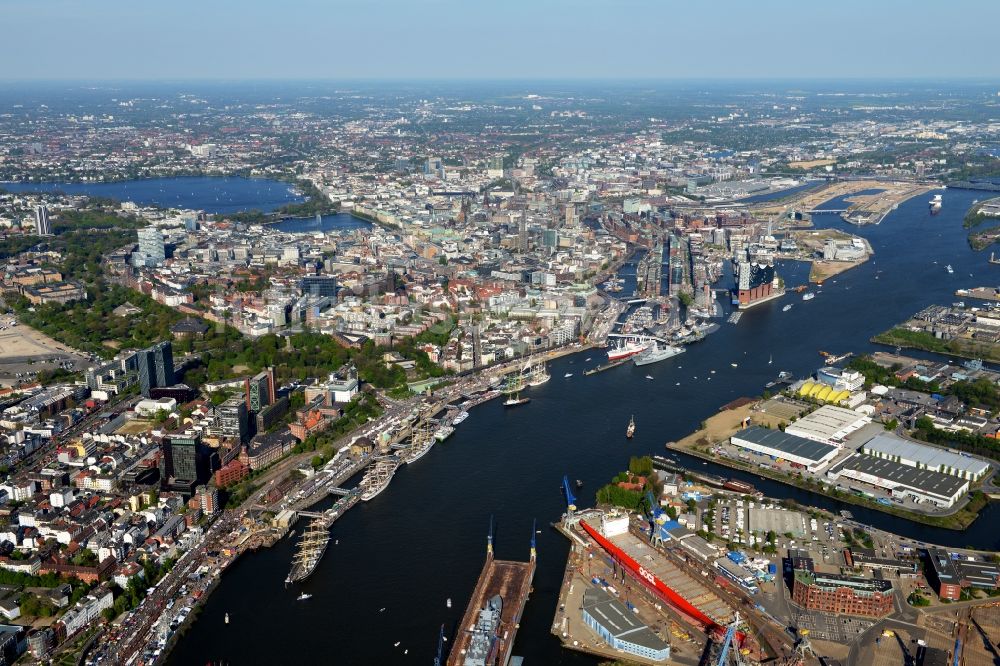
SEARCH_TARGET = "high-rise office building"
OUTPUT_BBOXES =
[160,435,207,492]
[518,211,528,253]
[137,341,175,398]
[34,205,52,236]
[245,367,276,413]
[135,227,166,267]
[299,275,338,299]
[217,395,250,443]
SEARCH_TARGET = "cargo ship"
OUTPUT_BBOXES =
[360,459,398,501]
[286,518,330,584]
[606,337,650,361]
[633,342,685,366]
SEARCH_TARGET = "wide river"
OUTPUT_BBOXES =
[163,186,996,664]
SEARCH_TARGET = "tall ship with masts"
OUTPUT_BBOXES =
[286,518,330,584]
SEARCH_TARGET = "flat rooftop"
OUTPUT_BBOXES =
[732,426,838,463]
[861,433,989,477]
[829,455,968,499]
[784,405,869,443]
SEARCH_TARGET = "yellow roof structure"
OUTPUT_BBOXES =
[798,381,814,397]
[816,385,833,401]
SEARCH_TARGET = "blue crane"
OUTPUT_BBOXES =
[716,614,740,666]
[562,475,577,513]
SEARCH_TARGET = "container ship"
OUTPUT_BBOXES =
[360,459,398,501]
[634,342,685,366]
[286,518,330,584]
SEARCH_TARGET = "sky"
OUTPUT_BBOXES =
[5,0,1000,81]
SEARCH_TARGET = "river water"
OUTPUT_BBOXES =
[169,187,998,664]
[0,176,302,214]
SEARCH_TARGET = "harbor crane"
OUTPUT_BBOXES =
[715,613,750,666]
[562,476,577,516]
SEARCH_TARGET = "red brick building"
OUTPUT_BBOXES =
[791,571,893,617]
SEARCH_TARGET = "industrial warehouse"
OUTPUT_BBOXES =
[860,433,990,482]
[782,405,871,447]
[826,453,970,508]
[730,425,840,472]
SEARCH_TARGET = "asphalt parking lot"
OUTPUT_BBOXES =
[793,609,874,643]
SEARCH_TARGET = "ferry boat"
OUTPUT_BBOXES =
[626,415,635,439]
[360,459,399,501]
[434,425,455,442]
[802,292,815,301]
[634,342,685,366]
[929,193,943,209]
[607,337,650,361]
[452,411,470,425]
[286,518,331,584]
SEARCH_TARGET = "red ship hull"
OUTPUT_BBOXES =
[580,520,725,635]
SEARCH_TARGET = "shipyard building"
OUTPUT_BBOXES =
[730,426,839,472]
[581,587,671,662]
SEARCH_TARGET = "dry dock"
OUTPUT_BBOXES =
[447,545,535,666]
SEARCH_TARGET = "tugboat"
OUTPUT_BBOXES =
[626,415,636,439]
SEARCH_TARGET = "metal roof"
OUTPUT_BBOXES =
[581,587,670,652]
[732,426,838,463]
[829,455,968,500]
[861,433,989,477]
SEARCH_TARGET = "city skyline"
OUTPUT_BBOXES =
[5,0,1000,81]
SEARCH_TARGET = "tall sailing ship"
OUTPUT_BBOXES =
[286,518,330,584]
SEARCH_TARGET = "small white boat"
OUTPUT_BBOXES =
[225,613,229,624]
[446,598,452,608]
[564,373,573,378]
[675,382,680,385]
[585,357,591,362]
[394,642,401,647]
[768,354,773,365]
[730,363,738,368]
[297,593,312,601]
[645,375,654,380]
[782,304,793,312]
[380,608,386,613]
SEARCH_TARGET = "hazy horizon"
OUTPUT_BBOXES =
[6,0,1000,82]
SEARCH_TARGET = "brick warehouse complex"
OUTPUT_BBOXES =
[791,571,894,617]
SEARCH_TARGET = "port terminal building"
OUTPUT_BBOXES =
[859,433,989,482]
[730,426,839,472]
[581,587,671,662]
[782,405,871,447]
